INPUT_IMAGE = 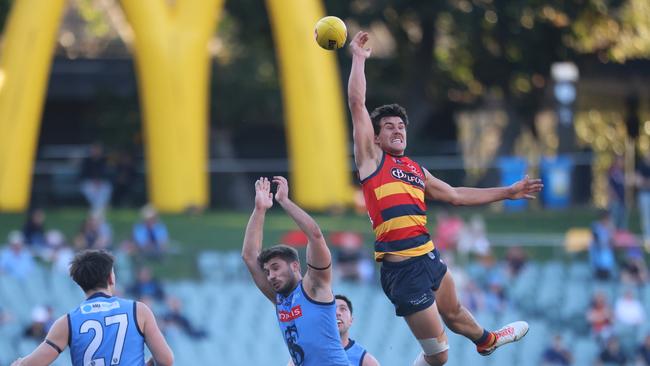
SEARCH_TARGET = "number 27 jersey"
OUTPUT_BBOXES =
[68,293,145,366]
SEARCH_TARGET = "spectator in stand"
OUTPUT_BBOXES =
[132,204,169,257]
[636,150,650,251]
[587,292,613,344]
[614,288,646,327]
[79,143,112,212]
[620,247,648,286]
[460,280,485,314]
[22,208,46,249]
[484,275,508,315]
[162,297,206,339]
[589,210,617,280]
[598,336,627,365]
[608,155,627,230]
[331,231,373,283]
[46,230,75,274]
[0,231,35,280]
[128,267,166,301]
[638,334,650,365]
[433,209,464,251]
[111,150,137,207]
[505,246,528,278]
[23,306,53,342]
[458,215,491,257]
[541,335,573,366]
[74,211,112,250]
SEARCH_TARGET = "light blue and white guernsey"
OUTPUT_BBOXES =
[68,293,145,366]
[345,339,368,366]
[276,281,350,366]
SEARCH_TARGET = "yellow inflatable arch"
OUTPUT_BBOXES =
[0,0,352,212]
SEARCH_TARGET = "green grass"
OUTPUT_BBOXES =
[0,206,640,278]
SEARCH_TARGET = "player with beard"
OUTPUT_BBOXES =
[242,176,349,366]
[348,31,542,366]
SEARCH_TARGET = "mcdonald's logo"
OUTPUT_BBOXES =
[0,0,353,212]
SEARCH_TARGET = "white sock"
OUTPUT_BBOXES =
[412,352,432,366]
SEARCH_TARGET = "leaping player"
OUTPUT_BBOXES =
[347,31,542,366]
[242,176,350,366]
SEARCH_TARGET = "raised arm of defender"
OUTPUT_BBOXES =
[348,31,381,178]
[272,176,333,302]
[241,177,276,302]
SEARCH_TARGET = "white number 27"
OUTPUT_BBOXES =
[80,314,128,366]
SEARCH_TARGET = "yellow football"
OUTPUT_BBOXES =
[314,16,347,50]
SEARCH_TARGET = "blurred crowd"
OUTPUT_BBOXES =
[3,144,650,364]
[0,144,197,345]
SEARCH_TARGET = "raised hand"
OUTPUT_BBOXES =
[508,175,544,200]
[350,31,371,59]
[273,176,290,204]
[255,177,273,210]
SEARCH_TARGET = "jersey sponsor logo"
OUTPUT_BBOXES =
[278,305,303,322]
[390,167,424,188]
[80,301,121,314]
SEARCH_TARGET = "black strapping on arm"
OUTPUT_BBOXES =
[45,339,63,354]
[307,262,332,271]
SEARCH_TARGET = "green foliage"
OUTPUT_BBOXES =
[571,0,650,62]
[76,0,111,37]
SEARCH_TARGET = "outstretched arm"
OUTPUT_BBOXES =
[11,315,68,366]
[273,176,332,300]
[348,31,380,179]
[423,168,543,206]
[241,177,275,302]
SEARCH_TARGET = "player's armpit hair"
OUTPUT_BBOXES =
[45,339,63,353]
[307,262,332,271]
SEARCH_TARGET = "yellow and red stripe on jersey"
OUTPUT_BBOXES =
[360,152,434,261]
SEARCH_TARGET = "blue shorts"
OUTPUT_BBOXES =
[380,248,447,317]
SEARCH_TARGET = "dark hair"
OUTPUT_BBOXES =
[369,103,409,135]
[335,294,353,314]
[69,249,115,292]
[257,245,300,269]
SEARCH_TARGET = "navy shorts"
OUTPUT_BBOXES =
[380,248,448,317]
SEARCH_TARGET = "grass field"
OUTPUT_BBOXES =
[0,205,641,278]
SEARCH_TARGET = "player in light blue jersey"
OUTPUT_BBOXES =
[334,295,380,366]
[11,249,173,366]
[289,294,381,366]
[242,176,350,366]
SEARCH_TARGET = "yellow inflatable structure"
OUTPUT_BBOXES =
[0,0,67,211]
[266,0,353,210]
[0,0,353,212]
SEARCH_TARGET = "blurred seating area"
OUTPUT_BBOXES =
[1,251,650,365]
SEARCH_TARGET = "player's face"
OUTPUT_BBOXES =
[335,299,353,335]
[375,116,407,155]
[264,258,299,295]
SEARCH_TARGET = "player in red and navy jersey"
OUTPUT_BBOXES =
[348,31,543,366]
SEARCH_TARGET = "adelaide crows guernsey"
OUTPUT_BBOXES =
[361,152,434,261]
[276,282,349,366]
[68,293,145,366]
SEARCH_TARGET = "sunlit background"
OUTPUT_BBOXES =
[1,0,650,365]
